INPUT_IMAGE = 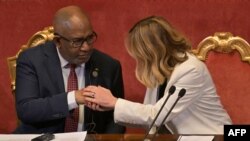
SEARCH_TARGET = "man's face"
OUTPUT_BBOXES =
[55,18,96,65]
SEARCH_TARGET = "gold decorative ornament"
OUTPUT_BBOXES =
[192,32,250,63]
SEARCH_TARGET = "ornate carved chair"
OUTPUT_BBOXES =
[193,32,250,124]
[7,26,54,94]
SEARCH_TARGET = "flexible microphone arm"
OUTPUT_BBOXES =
[151,88,186,141]
[143,85,176,140]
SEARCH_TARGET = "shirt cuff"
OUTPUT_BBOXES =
[67,91,78,110]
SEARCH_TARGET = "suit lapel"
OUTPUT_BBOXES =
[84,50,100,130]
[84,50,99,86]
[43,42,65,92]
[84,60,91,87]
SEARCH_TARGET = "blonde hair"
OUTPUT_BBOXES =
[126,16,191,88]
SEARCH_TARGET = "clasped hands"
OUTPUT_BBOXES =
[75,86,117,111]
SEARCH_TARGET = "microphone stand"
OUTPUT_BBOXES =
[151,88,186,141]
[143,86,176,141]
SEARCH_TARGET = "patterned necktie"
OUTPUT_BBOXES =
[64,64,79,132]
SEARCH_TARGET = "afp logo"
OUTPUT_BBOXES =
[224,125,250,141]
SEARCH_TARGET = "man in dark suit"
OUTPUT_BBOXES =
[14,5,125,134]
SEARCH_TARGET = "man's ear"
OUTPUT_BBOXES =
[53,37,60,48]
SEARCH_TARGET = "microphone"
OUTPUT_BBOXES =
[144,85,176,140]
[151,88,186,141]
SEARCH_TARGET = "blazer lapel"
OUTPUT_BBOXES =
[43,42,65,92]
[84,51,100,130]
[85,60,91,87]
[84,50,99,86]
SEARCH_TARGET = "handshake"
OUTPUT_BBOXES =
[75,86,117,111]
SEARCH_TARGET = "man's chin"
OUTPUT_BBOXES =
[76,57,90,65]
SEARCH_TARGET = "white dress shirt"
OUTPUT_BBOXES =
[114,53,232,134]
[57,48,85,131]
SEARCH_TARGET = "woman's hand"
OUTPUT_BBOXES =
[83,85,117,111]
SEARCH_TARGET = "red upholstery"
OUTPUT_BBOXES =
[194,32,250,124]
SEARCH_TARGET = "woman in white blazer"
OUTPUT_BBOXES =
[83,16,232,134]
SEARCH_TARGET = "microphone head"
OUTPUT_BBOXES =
[178,88,186,98]
[168,85,176,95]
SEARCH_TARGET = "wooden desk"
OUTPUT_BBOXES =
[85,134,223,141]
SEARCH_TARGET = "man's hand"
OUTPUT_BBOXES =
[75,89,87,104]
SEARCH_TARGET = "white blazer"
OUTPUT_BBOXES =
[114,53,232,134]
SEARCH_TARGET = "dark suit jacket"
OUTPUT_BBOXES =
[14,41,125,134]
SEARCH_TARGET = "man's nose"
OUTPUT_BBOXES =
[79,41,91,51]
